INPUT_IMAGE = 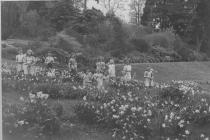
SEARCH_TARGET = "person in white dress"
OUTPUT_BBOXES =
[82,70,93,88]
[68,54,77,73]
[149,68,157,87]
[107,59,116,79]
[45,52,55,70]
[144,66,151,87]
[23,49,35,75]
[96,57,106,74]
[16,49,25,73]
[93,70,105,92]
[122,59,132,82]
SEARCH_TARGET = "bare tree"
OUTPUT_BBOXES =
[100,0,126,14]
[129,0,146,25]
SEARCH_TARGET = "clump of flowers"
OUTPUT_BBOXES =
[3,91,60,138]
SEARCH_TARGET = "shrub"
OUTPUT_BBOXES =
[74,103,98,124]
[2,47,17,60]
[143,32,176,48]
[130,38,151,52]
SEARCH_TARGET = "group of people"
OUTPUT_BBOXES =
[144,66,156,87]
[82,57,119,92]
[15,49,56,76]
[15,49,156,91]
[82,57,156,92]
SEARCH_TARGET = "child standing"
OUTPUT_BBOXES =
[68,54,77,73]
[45,52,55,70]
[149,68,157,87]
[23,49,35,75]
[82,70,93,88]
[122,59,132,82]
[16,49,25,73]
[107,58,116,79]
[96,57,106,74]
[144,66,151,87]
[93,70,105,92]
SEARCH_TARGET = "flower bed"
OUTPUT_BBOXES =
[74,81,210,140]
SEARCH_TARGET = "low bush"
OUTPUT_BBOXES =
[143,32,176,48]
[2,47,17,60]
[130,38,151,52]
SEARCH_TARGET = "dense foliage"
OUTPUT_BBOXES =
[2,0,210,62]
[141,0,210,56]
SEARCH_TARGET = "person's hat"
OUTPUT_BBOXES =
[18,49,23,53]
[110,59,114,64]
[101,56,104,60]
[48,51,53,56]
[27,49,33,55]
[125,58,130,63]
[147,66,151,71]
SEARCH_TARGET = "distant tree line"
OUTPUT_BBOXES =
[141,0,210,55]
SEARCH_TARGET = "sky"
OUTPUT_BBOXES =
[87,0,131,23]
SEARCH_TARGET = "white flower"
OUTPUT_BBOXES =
[179,124,184,128]
[148,110,152,116]
[19,97,24,101]
[185,130,190,135]
[29,93,36,99]
[195,110,200,113]
[37,91,43,98]
[170,112,175,119]
[83,96,87,101]
[137,107,142,111]
[41,93,49,100]
[17,120,24,126]
[72,86,77,90]
[162,123,166,128]
[113,115,119,119]
[200,134,205,138]
[201,98,205,102]
[131,107,137,112]
[110,100,115,104]
[204,137,209,140]
[165,115,168,120]
[127,92,132,97]
[122,95,126,100]
[122,136,126,139]
[112,132,116,138]
[120,111,125,115]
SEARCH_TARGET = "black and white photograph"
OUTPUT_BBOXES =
[1,0,210,140]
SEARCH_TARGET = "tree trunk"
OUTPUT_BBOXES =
[84,0,87,10]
